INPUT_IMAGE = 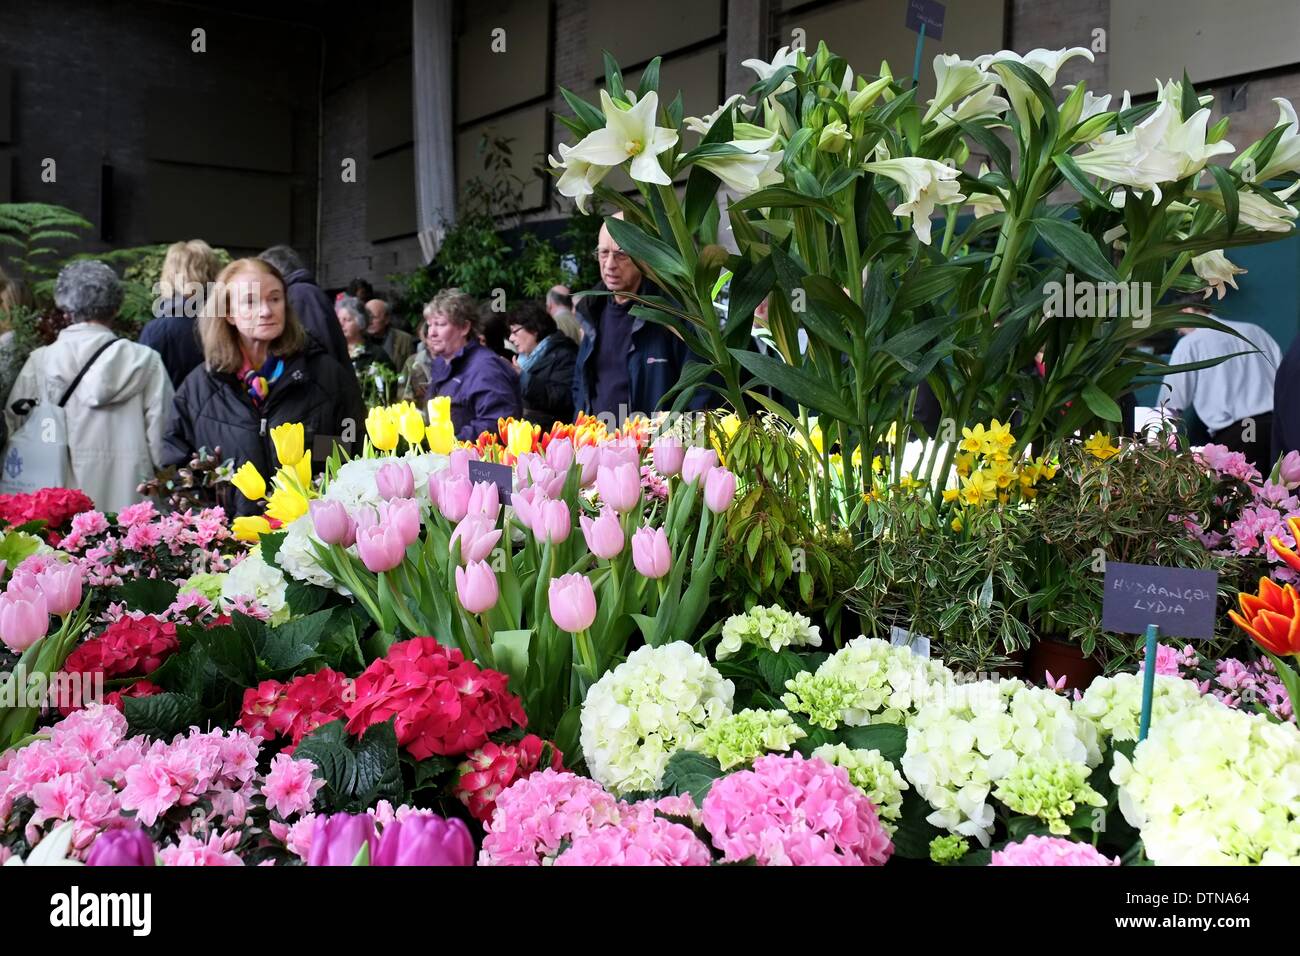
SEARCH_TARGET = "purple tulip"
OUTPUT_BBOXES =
[511,485,544,532]
[451,514,502,564]
[435,473,473,523]
[545,438,575,474]
[535,498,572,544]
[579,505,624,559]
[454,560,499,615]
[373,813,475,867]
[631,526,671,579]
[548,573,597,633]
[1281,450,1300,488]
[652,436,685,476]
[36,561,82,616]
[596,462,640,514]
[467,480,501,521]
[356,524,407,573]
[703,467,738,513]
[310,499,356,547]
[307,813,377,866]
[376,460,415,500]
[681,447,719,485]
[575,445,601,487]
[0,588,48,652]
[86,825,156,866]
[382,497,422,548]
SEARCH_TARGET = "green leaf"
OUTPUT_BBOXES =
[122,692,203,740]
[350,718,404,810]
[258,609,335,674]
[602,50,626,103]
[755,648,810,695]
[1208,165,1238,236]
[891,789,944,858]
[285,580,329,617]
[559,87,605,133]
[894,265,968,313]
[659,750,724,806]
[260,530,288,568]
[636,56,662,100]
[1031,217,1121,283]
[1053,154,1116,211]
[603,216,689,281]
[728,348,857,422]
[835,723,908,765]
[728,187,837,214]
[1081,383,1123,423]
[683,165,722,234]
[196,616,260,685]
[491,628,533,694]
[294,720,357,799]
[116,578,181,615]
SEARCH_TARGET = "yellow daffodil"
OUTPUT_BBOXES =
[269,422,305,467]
[955,452,976,476]
[428,396,452,424]
[719,413,741,441]
[959,423,987,455]
[1083,432,1120,461]
[943,487,960,503]
[232,515,272,542]
[985,419,1015,453]
[988,458,1018,490]
[951,516,963,532]
[871,455,883,473]
[959,469,998,507]
[399,405,426,446]
[367,407,400,452]
[898,474,926,491]
[808,423,825,456]
[231,462,267,501]
[265,484,309,525]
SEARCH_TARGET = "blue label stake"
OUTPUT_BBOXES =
[911,22,926,87]
[1138,623,1159,741]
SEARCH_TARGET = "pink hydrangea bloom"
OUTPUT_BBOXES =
[627,793,704,827]
[990,835,1119,866]
[701,753,894,866]
[555,815,712,866]
[261,754,324,819]
[479,769,622,866]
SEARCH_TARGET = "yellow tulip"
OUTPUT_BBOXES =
[265,485,309,525]
[399,407,425,446]
[427,419,455,455]
[428,396,452,424]
[506,419,536,457]
[231,462,267,501]
[232,515,272,542]
[269,422,305,467]
[295,454,313,488]
[366,407,400,452]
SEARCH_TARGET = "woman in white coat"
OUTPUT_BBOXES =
[4,260,172,513]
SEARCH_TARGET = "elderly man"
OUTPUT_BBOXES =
[572,215,692,422]
[3,261,171,511]
[546,285,583,344]
[365,297,415,370]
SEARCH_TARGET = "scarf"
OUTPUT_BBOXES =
[239,353,285,406]
[517,333,556,390]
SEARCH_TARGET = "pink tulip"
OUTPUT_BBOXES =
[36,562,82,616]
[356,524,407,573]
[435,474,473,523]
[376,460,415,500]
[308,813,376,866]
[575,445,601,487]
[382,498,422,548]
[451,514,502,564]
[579,505,624,559]
[535,498,572,544]
[596,462,640,513]
[652,435,685,476]
[631,526,671,579]
[354,505,380,532]
[545,438,575,474]
[468,480,501,521]
[0,588,48,652]
[548,573,597,633]
[515,451,541,485]
[449,447,476,479]
[599,440,641,471]
[525,459,566,499]
[373,813,474,866]
[511,485,544,532]
[682,447,719,485]
[86,825,156,866]
[455,560,500,615]
[1281,450,1300,488]
[703,467,737,513]
[311,499,356,547]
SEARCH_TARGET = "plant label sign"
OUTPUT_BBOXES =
[467,459,514,505]
[1102,562,1218,639]
[906,0,946,39]
[890,625,931,659]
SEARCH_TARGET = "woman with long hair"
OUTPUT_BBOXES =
[139,239,223,388]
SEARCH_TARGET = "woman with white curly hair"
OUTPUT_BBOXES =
[4,260,172,512]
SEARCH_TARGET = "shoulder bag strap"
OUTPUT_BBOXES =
[57,337,119,408]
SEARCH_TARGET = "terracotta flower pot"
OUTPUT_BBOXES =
[1025,637,1102,691]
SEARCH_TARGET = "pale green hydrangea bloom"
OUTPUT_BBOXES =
[929,834,970,864]
[697,708,806,770]
[992,757,1105,835]
[811,743,908,834]
[1074,672,1210,744]
[715,605,822,660]
[180,571,227,602]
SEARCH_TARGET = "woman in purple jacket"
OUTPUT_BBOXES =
[422,289,521,440]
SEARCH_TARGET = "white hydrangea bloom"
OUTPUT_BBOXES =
[276,514,338,590]
[902,679,1100,846]
[1111,700,1300,864]
[220,549,290,625]
[323,451,447,512]
[1074,672,1211,744]
[715,605,822,660]
[580,642,734,795]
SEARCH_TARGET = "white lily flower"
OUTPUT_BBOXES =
[1077,90,1111,121]
[975,47,1095,123]
[567,89,679,186]
[966,163,1005,218]
[1242,98,1300,183]
[548,142,610,214]
[924,54,997,124]
[1191,250,1247,299]
[3,821,82,866]
[930,84,1011,134]
[742,45,802,86]
[1164,107,1234,180]
[1211,186,1300,232]
[1073,100,1183,202]
[731,122,780,152]
[1155,78,1215,111]
[692,145,778,195]
[684,94,747,136]
[817,120,852,153]
[863,158,967,245]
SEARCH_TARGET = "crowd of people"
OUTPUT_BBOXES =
[0,215,703,517]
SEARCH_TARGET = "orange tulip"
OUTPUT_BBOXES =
[1228,577,1300,658]
[1268,515,1300,573]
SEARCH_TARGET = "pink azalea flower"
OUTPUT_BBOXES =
[261,754,325,819]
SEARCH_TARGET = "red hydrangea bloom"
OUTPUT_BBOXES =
[236,670,351,750]
[104,679,164,712]
[345,637,527,759]
[60,616,179,715]
[453,734,564,822]
[0,488,95,533]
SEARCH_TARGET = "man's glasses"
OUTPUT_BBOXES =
[594,249,632,265]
